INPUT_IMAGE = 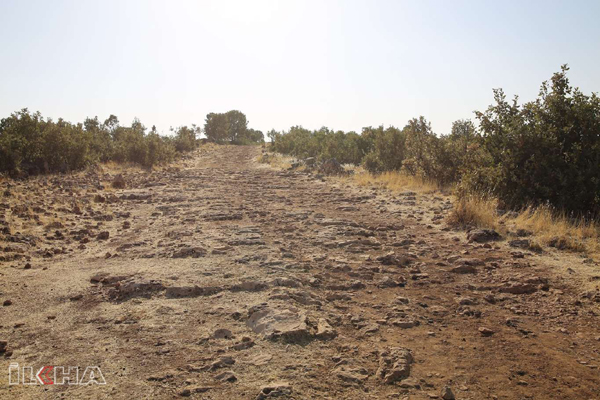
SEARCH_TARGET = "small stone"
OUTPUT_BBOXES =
[456,297,477,305]
[451,265,477,274]
[484,294,496,303]
[479,327,495,336]
[509,239,530,249]
[24,263,32,270]
[377,347,413,384]
[467,229,501,243]
[3,300,12,306]
[112,174,126,189]
[231,337,255,351]
[210,356,235,370]
[213,328,233,339]
[178,389,191,397]
[377,275,398,288]
[97,231,110,240]
[315,318,337,340]
[256,382,292,400]
[441,386,455,400]
[392,320,417,329]
[214,370,237,382]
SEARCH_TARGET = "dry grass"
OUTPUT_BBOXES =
[511,206,599,254]
[446,195,500,230]
[256,152,295,170]
[101,161,145,175]
[347,169,440,194]
[447,196,600,256]
[197,142,219,154]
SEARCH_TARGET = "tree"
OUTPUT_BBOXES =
[103,115,119,137]
[225,110,248,142]
[243,128,264,143]
[267,129,280,142]
[204,112,229,143]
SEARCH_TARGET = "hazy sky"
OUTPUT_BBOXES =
[1,0,599,135]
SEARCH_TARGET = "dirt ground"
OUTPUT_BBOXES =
[0,145,599,400]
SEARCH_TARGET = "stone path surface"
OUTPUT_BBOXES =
[0,145,599,399]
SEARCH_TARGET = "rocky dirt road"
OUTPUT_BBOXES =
[1,145,599,399]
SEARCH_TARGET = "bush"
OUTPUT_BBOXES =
[146,131,176,167]
[172,125,199,153]
[271,126,367,164]
[467,65,600,214]
[402,118,482,186]
[0,110,96,175]
[0,109,190,176]
[268,66,599,216]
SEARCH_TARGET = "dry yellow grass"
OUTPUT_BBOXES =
[510,206,599,254]
[101,161,145,175]
[446,195,500,230]
[347,169,440,194]
[197,142,219,154]
[256,152,295,170]
[447,196,600,256]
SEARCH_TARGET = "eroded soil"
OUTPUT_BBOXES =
[0,145,599,399]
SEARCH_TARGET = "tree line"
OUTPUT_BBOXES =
[270,66,600,216]
[0,110,264,176]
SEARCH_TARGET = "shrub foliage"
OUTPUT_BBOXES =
[204,110,264,144]
[270,66,600,215]
[0,110,199,175]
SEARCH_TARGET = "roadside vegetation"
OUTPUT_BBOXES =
[0,109,263,176]
[267,66,600,255]
[0,111,197,174]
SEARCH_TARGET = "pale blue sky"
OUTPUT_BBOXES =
[1,0,598,135]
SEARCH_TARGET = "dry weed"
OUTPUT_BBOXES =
[348,169,440,194]
[446,195,499,229]
[510,206,599,254]
[257,153,295,170]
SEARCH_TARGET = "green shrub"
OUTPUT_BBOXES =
[402,118,482,186]
[146,131,176,167]
[0,109,95,175]
[172,125,199,152]
[467,65,600,214]
[268,66,599,216]
[361,126,405,173]
[0,110,189,175]
[271,126,372,164]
